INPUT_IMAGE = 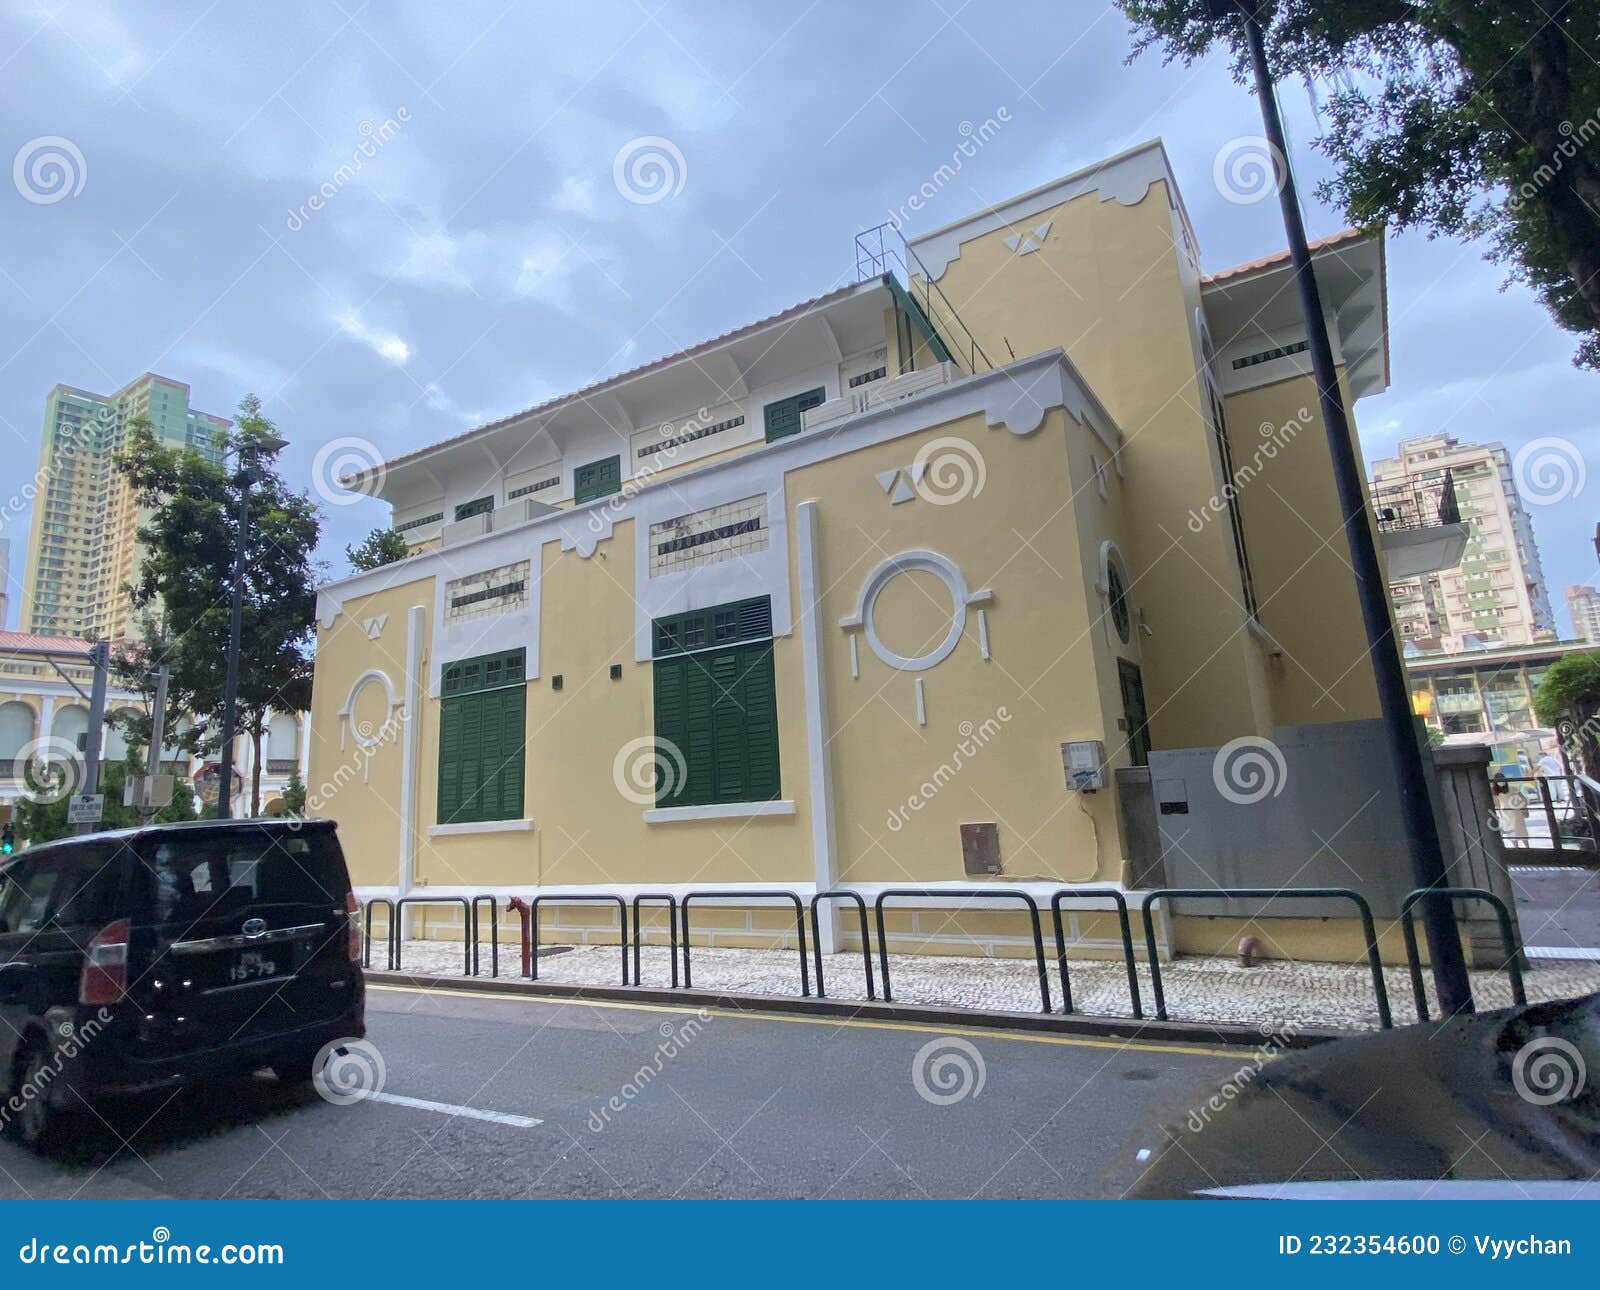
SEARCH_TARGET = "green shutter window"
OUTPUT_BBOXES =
[454,495,494,521]
[437,648,526,824]
[763,388,826,443]
[574,455,621,504]
[650,598,779,807]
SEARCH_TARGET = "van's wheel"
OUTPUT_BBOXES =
[12,1046,66,1153]
[272,1045,326,1086]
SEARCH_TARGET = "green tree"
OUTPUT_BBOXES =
[1533,652,1600,778]
[279,766,308,817]
[118,395,322,817]
[13,757,197,847]
[1118,0,1600,369]
[346,526,409,572]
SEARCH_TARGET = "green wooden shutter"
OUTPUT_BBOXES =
[763,388,826,442]
[652,656,688,806]
[438,649,526,823]
[574,455,621,504]
[739,643,781,801]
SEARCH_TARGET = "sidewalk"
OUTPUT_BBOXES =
[380,938,1600,1032]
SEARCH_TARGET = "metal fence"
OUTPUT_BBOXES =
[358,879,1555,1031]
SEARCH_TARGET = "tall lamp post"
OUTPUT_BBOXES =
[1203,0,1473,1015]
[214,433,287,820]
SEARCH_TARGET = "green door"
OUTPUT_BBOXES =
[763,388,826,443]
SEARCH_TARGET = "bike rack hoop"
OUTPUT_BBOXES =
[1399,886,1525,1022]
[392,897,472,976]
[809,890,874,1000]
[529,894,630,985]
[1049,889,1140,1018]
[680,891,809,996]
[872,889,1052,1014]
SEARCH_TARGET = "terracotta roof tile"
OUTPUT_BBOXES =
[1202,227,1367,285]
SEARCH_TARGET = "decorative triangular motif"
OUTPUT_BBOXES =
[875,468,900,494]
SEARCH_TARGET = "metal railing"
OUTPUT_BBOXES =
[681,891,809,995]
[470,895,499,978]
[362,897,396,970]
[1399,887,1526,1022]
[631,894,679,988]
[1140,888,1392,1029]
[1050,889,1141,1019]
[1370,468,1460,533]
[810,890,875,1000]
[873,889,1051,1014]
[855,222,994,376]
[528,895,629,984]
[1493,774,1598,853]
[392,897,471,976]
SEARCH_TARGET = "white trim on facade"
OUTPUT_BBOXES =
[426,818,535,837]
[642,800,797,824]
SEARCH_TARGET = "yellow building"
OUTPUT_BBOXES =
[18,373,230,643]
[308,140,1468,963]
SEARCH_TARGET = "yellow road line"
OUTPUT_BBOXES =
[368,982,1247,1059]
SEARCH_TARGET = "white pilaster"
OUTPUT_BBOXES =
[795,500,838,953]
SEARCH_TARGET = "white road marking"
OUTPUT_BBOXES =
[359,1090,543,1127]
[1525,945,1600,961]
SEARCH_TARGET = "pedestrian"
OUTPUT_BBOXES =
[1492,771,1529,844]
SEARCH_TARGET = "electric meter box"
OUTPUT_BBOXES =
[1061,740,1106,792]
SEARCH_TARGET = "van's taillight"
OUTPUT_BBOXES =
[81,919,130,1004]
[346,892,362,963]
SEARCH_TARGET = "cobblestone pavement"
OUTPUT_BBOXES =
[380,938,1600,1032]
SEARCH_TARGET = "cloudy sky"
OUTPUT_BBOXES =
[0,1,1593,632]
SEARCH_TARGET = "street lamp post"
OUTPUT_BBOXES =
[214,433,287,821]
[1204,0,1474,1015]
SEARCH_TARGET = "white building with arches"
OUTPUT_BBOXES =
[0,630,308,821]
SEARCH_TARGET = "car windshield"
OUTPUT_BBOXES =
[141,828,345,925]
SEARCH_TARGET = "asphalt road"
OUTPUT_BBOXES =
[0,984,1247,1200]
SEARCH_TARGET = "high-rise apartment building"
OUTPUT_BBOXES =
[1373,434,1555,652]
[19,374,229,642]
[1566,584,1600,644]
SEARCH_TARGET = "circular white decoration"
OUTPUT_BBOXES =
[847,550,975,673]
[340,669,401,748]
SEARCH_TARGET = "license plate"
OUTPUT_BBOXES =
[227,948,283,983]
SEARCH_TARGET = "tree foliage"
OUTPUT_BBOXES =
[14,757,198,847]
[1118,0,1600,369]
[346,526,409,572]
[1533,651,1600,725]
[118,395,322,817]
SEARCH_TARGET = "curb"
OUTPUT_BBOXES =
[362,969,1348,1049]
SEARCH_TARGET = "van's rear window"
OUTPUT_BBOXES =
[141,828,345,924]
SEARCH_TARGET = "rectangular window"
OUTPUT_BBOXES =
[574,456,621,504]
[763,387,826,443]
[1206,385,1259,620]
[437,648,526,824]
[651,598,779,806]
[454,496,494,522]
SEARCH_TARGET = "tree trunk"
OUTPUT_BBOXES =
[250,726,263,818]
[1520,8,1600,337]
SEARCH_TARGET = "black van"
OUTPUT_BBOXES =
[0,818,364,1149]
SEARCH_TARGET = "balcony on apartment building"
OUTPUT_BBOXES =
[1371,468,1472,579]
